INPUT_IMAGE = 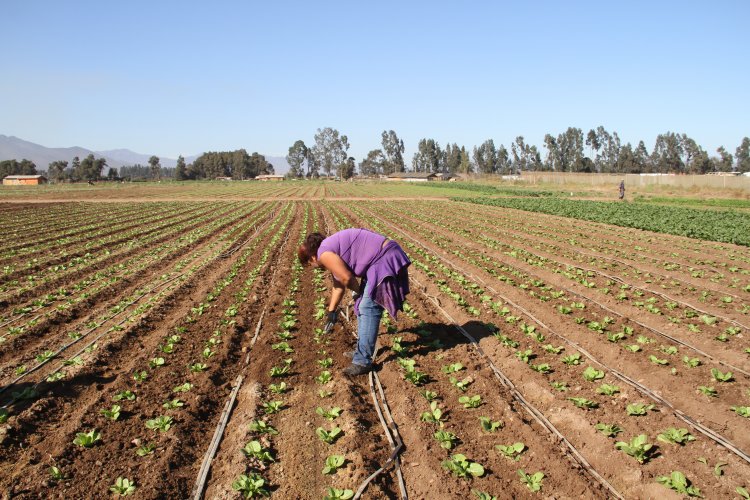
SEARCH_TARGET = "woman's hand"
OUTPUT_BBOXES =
[324,310,339,333]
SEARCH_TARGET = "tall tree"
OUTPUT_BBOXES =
[48,160,68,182]
[458,146,472,174]
[286,140,308,178]
[443,143,462,173]
[78,154,106,181]
[339,157,356,179]
[543,134,560,171]
[310,127,349,177]
[497,145,510,174]
[585,129,600,165]
[381,130,405,173]
[472,139,498,174]
[412,139,441,173]
[651,132,684,173]
[735,137,750,173]
[175,155,187,180]
[715,147,733,172]
[149,155,161,180]
[634,141,650,172]
[359,149,384,176]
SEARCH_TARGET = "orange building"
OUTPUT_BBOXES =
[2,175,48,185]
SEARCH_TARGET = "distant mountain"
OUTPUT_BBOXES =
[0,134,290,174]
[0,135,121,170]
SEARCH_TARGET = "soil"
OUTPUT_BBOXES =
[1,196,749,499]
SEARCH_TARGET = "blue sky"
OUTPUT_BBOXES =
[2,1,748,162]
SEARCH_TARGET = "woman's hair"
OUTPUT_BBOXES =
[298,232,326,265]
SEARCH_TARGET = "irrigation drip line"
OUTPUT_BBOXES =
[191,209,296,499]
[192,307,266,500]
[338,298,407,499]
[571,247,748,303]
[410,275,625,500]
[0,271,187,405]
[564,259,750,334]
[393,214,750,467]
[377,204,749,377]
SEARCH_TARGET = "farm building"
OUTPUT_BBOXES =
[386,172,436,182]
[2,175,47,185]
[255,174,284,181]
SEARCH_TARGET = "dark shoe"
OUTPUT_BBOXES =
[343,363,372,376]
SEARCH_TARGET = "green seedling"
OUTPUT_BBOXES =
[241,440,274,463]
[100,405,121,421]
[683,356,701,368]
[109,477,136,496]
[626,403,655,416]
[449,376,473,392]
[322,454,346,475]
[136,442,156,456]
[420,390,438,401]
[163,399,184,410]
[133,370,148,383]
[657,428,695,445]
[479,416,503,432]
[316,426,342,444]
[606,332,625,343]
[530,363,552,374]
[459,395,482,408]
[495,334,519,348]
[35,350,55,363]
[49,466,65,481]
[656,471,703,498]
[269,382,287,394]
[737,487,750,500]
[711,368,733,383]
[637,335,652,344]
[189,363,207,373]
[649,355,668,365]
[542,344,564,354]
[495,442,525,461]
[550,381,568,392]
[172,382,193,393]
[472,491,497,500]
[624,344,641,352]
[149,357,165,369]
[317,357,333,368]
[271,341,294,353]
[568,397,598,410]
[316,406,342,421]
[442,363,464,374]
[316,371,332,384]
[518,470,544,492]
[434,430,458,449]
[441,454,485,479]
[145,416,173,432]
[232,473,269,498]
[323,488,354,500]
[582,366,605,382]
[262,401,284,414]
[404,370,428,386]
[594,423,623,437]
[596,384,620,396]
[615,434,655,463]
[318,389,333,398]
[112,390,136,402]
[73,429,101,448]
[732,406,750,418]
[697,386,718,397]
[515,349,534,364]
[562,353,581,365]
[248,419,278,435]
[420,401,444,426]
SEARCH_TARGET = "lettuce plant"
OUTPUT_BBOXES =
[594,423,622,437]
[109,477,136,496]
[322,455,345,475]
[615,434,654,463]
[496,442,525,461]
[657,428,695,445]
[656,471,703,498]
[316,426,342,444]
[242,441,274,463]
[73,429,101,448]
[441,454,484,479]
[518,470,544,492]
[232,473,269,498]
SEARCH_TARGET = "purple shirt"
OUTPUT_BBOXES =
[318,228,410,318]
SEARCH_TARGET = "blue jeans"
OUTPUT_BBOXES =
[353,283,384,366]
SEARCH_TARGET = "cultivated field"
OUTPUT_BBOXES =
[1,182,749,499]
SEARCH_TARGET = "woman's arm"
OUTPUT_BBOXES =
[319,251,361,312]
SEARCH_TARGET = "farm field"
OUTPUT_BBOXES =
[1,184,750,499]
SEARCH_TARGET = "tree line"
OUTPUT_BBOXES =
[287,128,750,178]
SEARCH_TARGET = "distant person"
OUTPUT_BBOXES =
[298,228,411,376]
[618,180,625,200]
